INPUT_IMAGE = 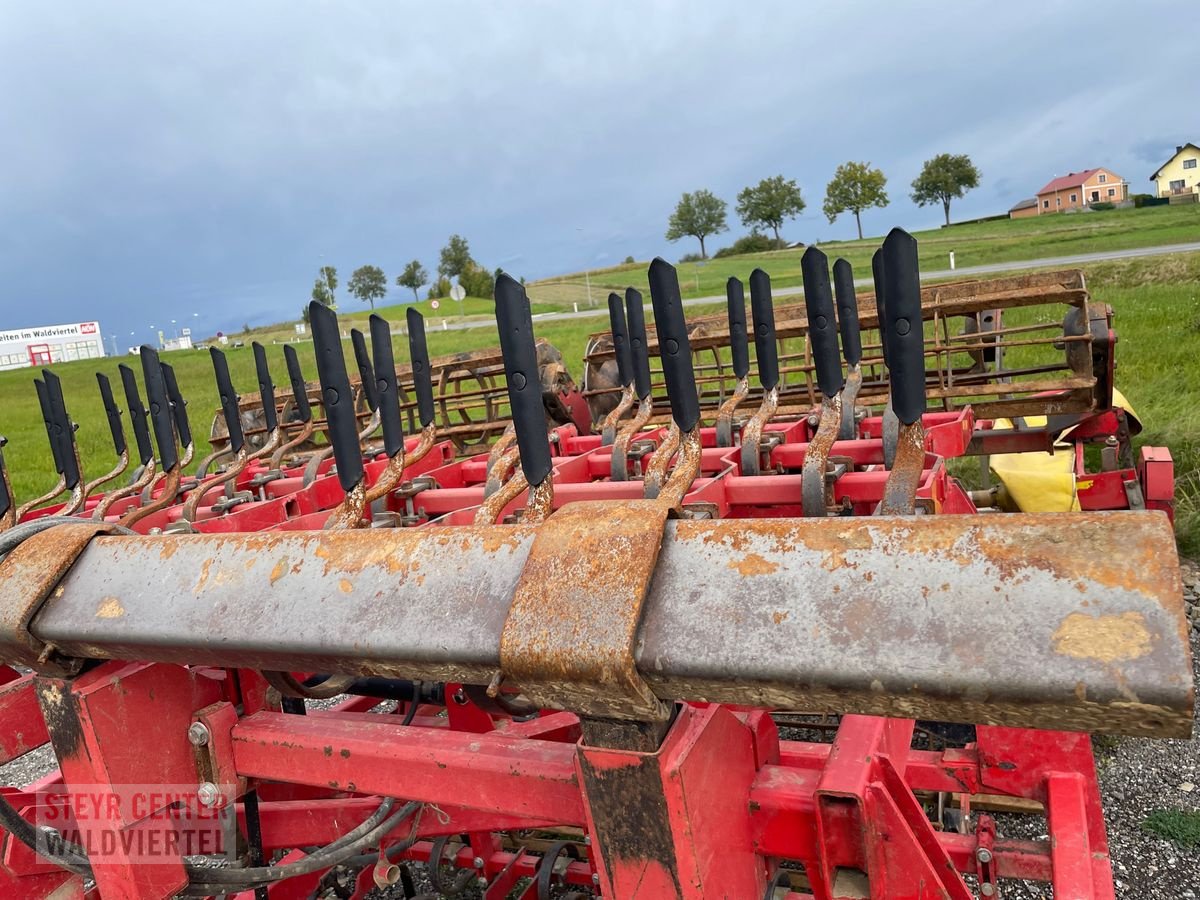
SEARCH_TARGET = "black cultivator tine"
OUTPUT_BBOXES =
[0,437,11,526]
[748,269,779,393]
[645,259,702,504]
[494,274,552,491]
[139,348,177,473]
[742,269,782,476]
[798,249,845,517]
[253,343,279,433]
[42,371,80,490]
[351,329,380,413]
[311,302,365,495]
[833,258,865,441]
[97,373,126,458]
[120,364,154,468]
[608,293,633,389]
[727,277,750,382]
[161,363,192,453]
[833,259,862,369]
[406,308,436,431]
[211,348,245,456]
[872,248,899,468]
[878,228,927,515]
[800,247,844,400]
[599,292,636,446]
[715,277,751,448]
[34,378,64,477]
[625,288,652,403]
[283,345,313,424]
[370,315,405,460]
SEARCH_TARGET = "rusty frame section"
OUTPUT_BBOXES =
[10,512,1193,738]
[583,269,1108,425]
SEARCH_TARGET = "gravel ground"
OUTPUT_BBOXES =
[3,562,1198,899]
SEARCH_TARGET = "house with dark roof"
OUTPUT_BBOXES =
[1008,197,1038,219]
[1035,168,1128,213]
[1150,143,1200,202]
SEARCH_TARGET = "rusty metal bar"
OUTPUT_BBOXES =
[15,512,1193,738]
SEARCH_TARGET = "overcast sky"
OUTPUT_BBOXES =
[0,2,1191,346]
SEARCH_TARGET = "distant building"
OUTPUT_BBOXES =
[0,320,105,371]
[1149,143,1200,203]
[1035,168,1128,213]
[1008,198,1039,219]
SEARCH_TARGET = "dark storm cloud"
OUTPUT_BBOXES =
[0,2,1190,340]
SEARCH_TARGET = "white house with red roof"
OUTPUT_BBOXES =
[1034,168,1128,214]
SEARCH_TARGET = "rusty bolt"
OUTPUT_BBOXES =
[187,722,211,747]
[976,847,993,865]
[196,782,221,808]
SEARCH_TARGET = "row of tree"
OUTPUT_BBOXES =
[666,153,981,258]
[304,234,496,318]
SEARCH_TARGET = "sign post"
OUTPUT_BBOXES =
[449,283,466,317]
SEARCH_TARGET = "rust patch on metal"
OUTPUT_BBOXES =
[269,560,287,585]
[1053,612,1153,664]
[728,553,779,577]
[339,579,354,595]
[96,597,124,619]
[501,501,670,721]
[577,752,681,898]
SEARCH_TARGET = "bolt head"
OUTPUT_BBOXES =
[196,782,221,808]
[472,856,484,869]
[187,722,211,747]
[981,884,995,897]
[592,873,601,885]
[976,847,993,864]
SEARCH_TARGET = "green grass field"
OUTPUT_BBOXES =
[531,203,1200,306]
[3,249,1198,554]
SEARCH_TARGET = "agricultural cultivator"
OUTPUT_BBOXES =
[0,228,1191,899]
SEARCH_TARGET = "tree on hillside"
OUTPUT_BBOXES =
[665,189,728,259]
[438,235,475,280]
[911,153,981,226]
[736,175,805,243]
[396,260,428,301]
[347,265,387,310]
[311,265,338,308]
[822,162,889,240]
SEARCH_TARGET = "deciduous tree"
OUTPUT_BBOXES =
[396,260,428,301]
[347,265,387,311]
[665,189,728,259]
[736,175,805,243]
[822,162,889,240]
[438,235,474,280]
[910,153,981,226]
[311,265,338,307]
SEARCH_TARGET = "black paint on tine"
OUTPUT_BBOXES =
[350,329,379,413]
[607,293,633,388]
[210,348,245,454]
[748,269,779,391]
[309,301,364,492]
[252,343,278,432]
[139,347,178,472]
[161,363,191,449]
[283,345,312,423]
[119,364,154,466]
[494,274,553,488]
[43,371,81,490]
[880,228,927,425]
[0,439,10,520]
[800,247,844,398]
[406,308,435,429]
[34,379,64,475]
[96,373,127,457]
[832,258,862,367]
[726,277,750,381]
[648,258,700,433]
[625,288,652,402]
[369,314,405,459]
[871,249,889,368]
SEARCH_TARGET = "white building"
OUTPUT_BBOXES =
[0,321,106,371]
